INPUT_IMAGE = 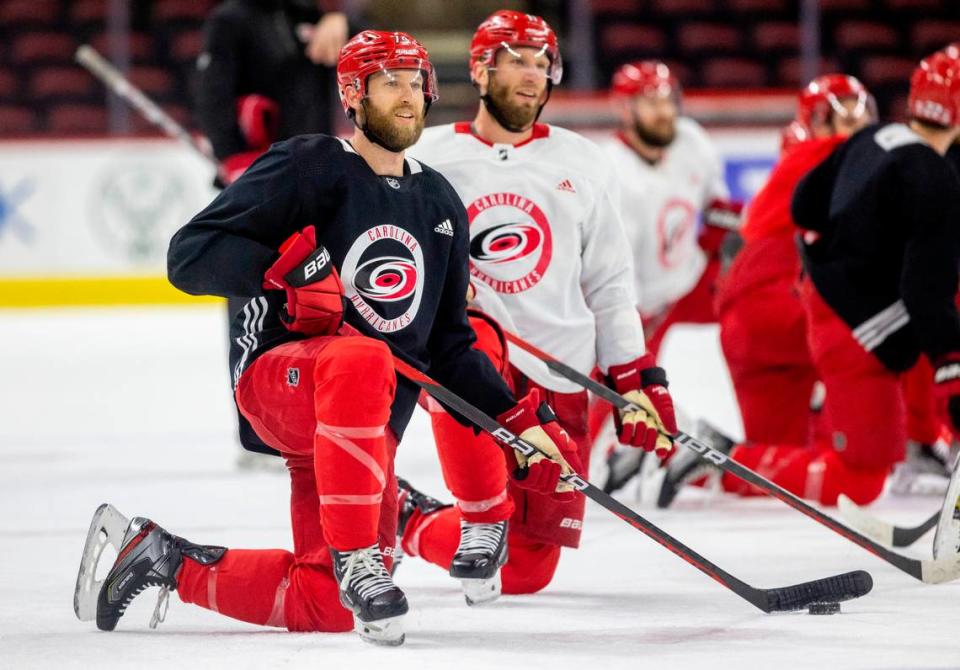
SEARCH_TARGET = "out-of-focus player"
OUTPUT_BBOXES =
[75,31,581,646]
[787,50,960,505]
[712,75,876,501]
[400,10,677,605]
[593,61,742,495]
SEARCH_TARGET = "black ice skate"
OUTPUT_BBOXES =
[602,444,647,494]
[75,504,225,631]
[654,420,735,508]
[450,520,508,606]
[331,545,408,646]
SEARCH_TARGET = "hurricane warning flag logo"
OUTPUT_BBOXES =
[341,225,424,333]
[467,192,552,294]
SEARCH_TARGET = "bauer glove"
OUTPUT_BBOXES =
[263,225,345,337]
[497,389,583,502]
[607,354,677,458]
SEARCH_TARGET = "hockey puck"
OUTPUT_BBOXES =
[807,602,841,615]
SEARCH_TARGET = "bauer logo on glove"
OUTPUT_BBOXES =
[263,226,345,337]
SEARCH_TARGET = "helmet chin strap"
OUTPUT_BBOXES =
[479,79,553,134]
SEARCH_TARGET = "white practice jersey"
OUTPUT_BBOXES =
[599,117,729,317]
[409,122,644,393]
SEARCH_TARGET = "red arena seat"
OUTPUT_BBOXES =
[46,103,109,133]
[0,105,39,134]
[11,32,77,64]
[702,57,767,88]
[677,23,741,53]
[835,21,901,51]
[600,24,667,56]
[753,21,801,52]
[29,67,96,100]
[860,55,918,86]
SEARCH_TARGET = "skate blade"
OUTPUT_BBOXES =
[74,504,130,622]
[356,614,405,646]
[462,572,502,607]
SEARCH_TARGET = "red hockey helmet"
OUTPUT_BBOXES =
[611,61,680,101]
[797,74,874,135]
[469,10,563,85]
[908,50,960,127]
[336,30,438,116]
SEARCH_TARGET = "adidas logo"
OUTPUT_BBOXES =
[434,219,454,237]
[556,178,575,193]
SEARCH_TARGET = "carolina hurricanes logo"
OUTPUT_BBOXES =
[467,192,553,294]
[657,198,696,268]
[354,256,419,302]
[470,222,543,265]
[341,225,425,333]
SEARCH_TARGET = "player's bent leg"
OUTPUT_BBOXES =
[501,535,562,595]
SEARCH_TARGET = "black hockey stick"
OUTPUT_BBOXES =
[836,496,938,548]
[389,355,872,612]
[501,329,960,584]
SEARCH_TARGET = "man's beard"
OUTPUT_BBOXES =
[362,101,425,152]
[485,76,541,132]
[633,117,676,148]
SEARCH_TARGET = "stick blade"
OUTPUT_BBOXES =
[762,570,873,612]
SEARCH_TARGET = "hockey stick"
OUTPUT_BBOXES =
[500,329,960,584]
[836,496,938,548]
[388,355,872,612]
[74,45,227,182]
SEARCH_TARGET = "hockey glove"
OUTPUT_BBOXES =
[497,389,583,502]
[699,198,743,255]
[934,353,960,435]
[607,354,677,458]
[263,225,345,337]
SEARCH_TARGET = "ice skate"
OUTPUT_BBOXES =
[654,420,734,508]
[450,520,508,606]
[602,443,647,494]
[331,545,408,646]
[76,505,225,631]
[889,439,957,497]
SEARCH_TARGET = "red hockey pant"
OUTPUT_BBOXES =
[404,315,588,593]
[802,279,906,471]
[177,334,400,632]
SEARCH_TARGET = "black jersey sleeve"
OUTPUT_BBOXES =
[168,141,302,298]
[426,193,516,422]
[895,149,960,361]
[195,6,248,160]
[792,142,842,233]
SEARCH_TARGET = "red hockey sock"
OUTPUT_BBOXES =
[177,549,294,627]
[771,448,888,506]
[401,504,459,568]
[501,536,561,595]
[177,549,353,632]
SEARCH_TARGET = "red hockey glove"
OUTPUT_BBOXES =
[236,94,280,150]
[699,198,743,255]
[222,150,263,184]
[497,389,584,502]
[607,354,677,458]
[934,353,960,435]
[263,225,344,336]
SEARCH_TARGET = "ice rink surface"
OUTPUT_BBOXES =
[2,306,958,669]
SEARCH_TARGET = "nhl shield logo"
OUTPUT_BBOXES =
[287,368,300,387]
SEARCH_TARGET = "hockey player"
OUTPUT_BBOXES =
[787,50,960,505]
[594,61,741,495]
[400,10,677,605]
[75,31,582,646]
[600,61,742,358]
[713,75,876,499]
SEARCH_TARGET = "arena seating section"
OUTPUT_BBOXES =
[0,0,957,136]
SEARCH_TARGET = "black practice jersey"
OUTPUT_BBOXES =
[793,123,960,372]
[168,134,516,439]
